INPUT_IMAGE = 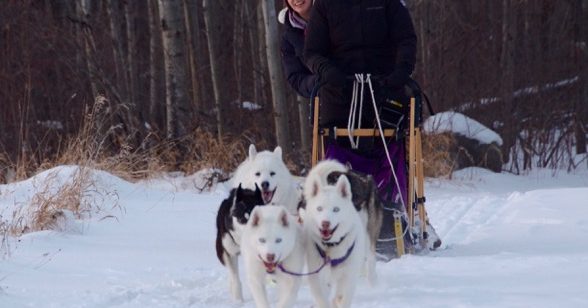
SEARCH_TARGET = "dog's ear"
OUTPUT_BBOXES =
[250,208,261,227]
[345,161,353,170]
[236,183,243,198]
[336,175,351,200]
[253,183,263,202]
[273,146,283,159]
[310,179,320,198]
[248,144,257,161]
[279,209,289,227]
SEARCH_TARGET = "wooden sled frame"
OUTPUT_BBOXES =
[310,96,430,257]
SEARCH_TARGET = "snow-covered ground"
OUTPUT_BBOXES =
[1,166,588,307]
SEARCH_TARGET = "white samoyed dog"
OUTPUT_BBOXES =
[235,205,305,308]
[232,145,301,216]
[300,164,368,308]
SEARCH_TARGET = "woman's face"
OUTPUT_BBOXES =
[287,0,312,19]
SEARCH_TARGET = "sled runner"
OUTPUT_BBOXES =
[310,76,439,258]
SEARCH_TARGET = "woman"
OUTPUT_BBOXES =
[279,0,317,98]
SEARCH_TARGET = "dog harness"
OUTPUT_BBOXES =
[275,240,356,277]
[315,241,356,267]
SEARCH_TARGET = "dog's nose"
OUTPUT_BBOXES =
[321,221,330,229]
[266,253,275,262]
[261,181,270,190]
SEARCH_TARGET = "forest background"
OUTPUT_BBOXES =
[0,0,586,182]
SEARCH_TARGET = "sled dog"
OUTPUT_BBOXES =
[301,167,368,308]
[232,144,301,216]
[235,205,305,308]
[301,160,382,284]
[215,184,264,302]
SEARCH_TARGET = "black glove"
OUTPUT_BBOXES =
[380,69,410,88]
[319,65,347,87]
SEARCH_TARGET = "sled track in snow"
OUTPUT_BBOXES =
[429,192,512,247]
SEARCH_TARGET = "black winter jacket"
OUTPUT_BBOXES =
[280,11,318,98]
[303,0,417,126]
[305,0,416,80]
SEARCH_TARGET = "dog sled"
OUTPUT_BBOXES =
[309,76,440,260]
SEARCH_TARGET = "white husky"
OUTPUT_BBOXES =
[236,205,305,308]
[301,160,379,285]
[232,145,301,216]
[300,166,368,308]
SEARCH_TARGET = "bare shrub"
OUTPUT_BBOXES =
[422,132,456,178]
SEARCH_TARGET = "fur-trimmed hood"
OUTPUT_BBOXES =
[278,7,307,30]
[278,7,288,25]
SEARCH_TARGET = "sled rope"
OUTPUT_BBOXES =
[363,74,407,209]
[278,257,329,276]
[347,74,365,149]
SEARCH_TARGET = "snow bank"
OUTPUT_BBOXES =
[423,111,503,145]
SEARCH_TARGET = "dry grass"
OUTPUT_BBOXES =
[422,132,456,178]
[7,167,120,237]
[0,96,272,251]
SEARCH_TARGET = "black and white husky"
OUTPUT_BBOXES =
[300,162,368,308]
[215,184,264,302]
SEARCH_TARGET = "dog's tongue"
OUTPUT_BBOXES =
[320,228,332,239]
[264,261,277,273]
[262,191,273,204]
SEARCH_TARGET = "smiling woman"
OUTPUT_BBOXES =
[280,0,318,98]
[286,0,312,20]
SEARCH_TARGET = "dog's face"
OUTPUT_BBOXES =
[303,175,356,244]
[242,145,290,204]
[231,184,265,225]
[245,205,297,273]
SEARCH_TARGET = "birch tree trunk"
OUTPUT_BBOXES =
[106,0,129,102]
[202,0,227,139]
[261,0,290,152]
[500,0,517,168]
[574,0,587,154]
[76,0,99,98]
[158,0,192,140]
[255,2,269,107]
[148,0,164,130]
[124,1,138,108]
[182,0,201,111]
[297,95,310,153]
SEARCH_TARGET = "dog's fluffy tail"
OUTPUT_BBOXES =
[304,160,348,199]
[215,230,226,266]
[215,198,232,266]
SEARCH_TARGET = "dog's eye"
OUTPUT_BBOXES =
[255,172,261,177]
[317,206,323,212]
[333,207,340,213]
[275,238,282,243]
[270,172,276,176]
[259,238,266,243]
